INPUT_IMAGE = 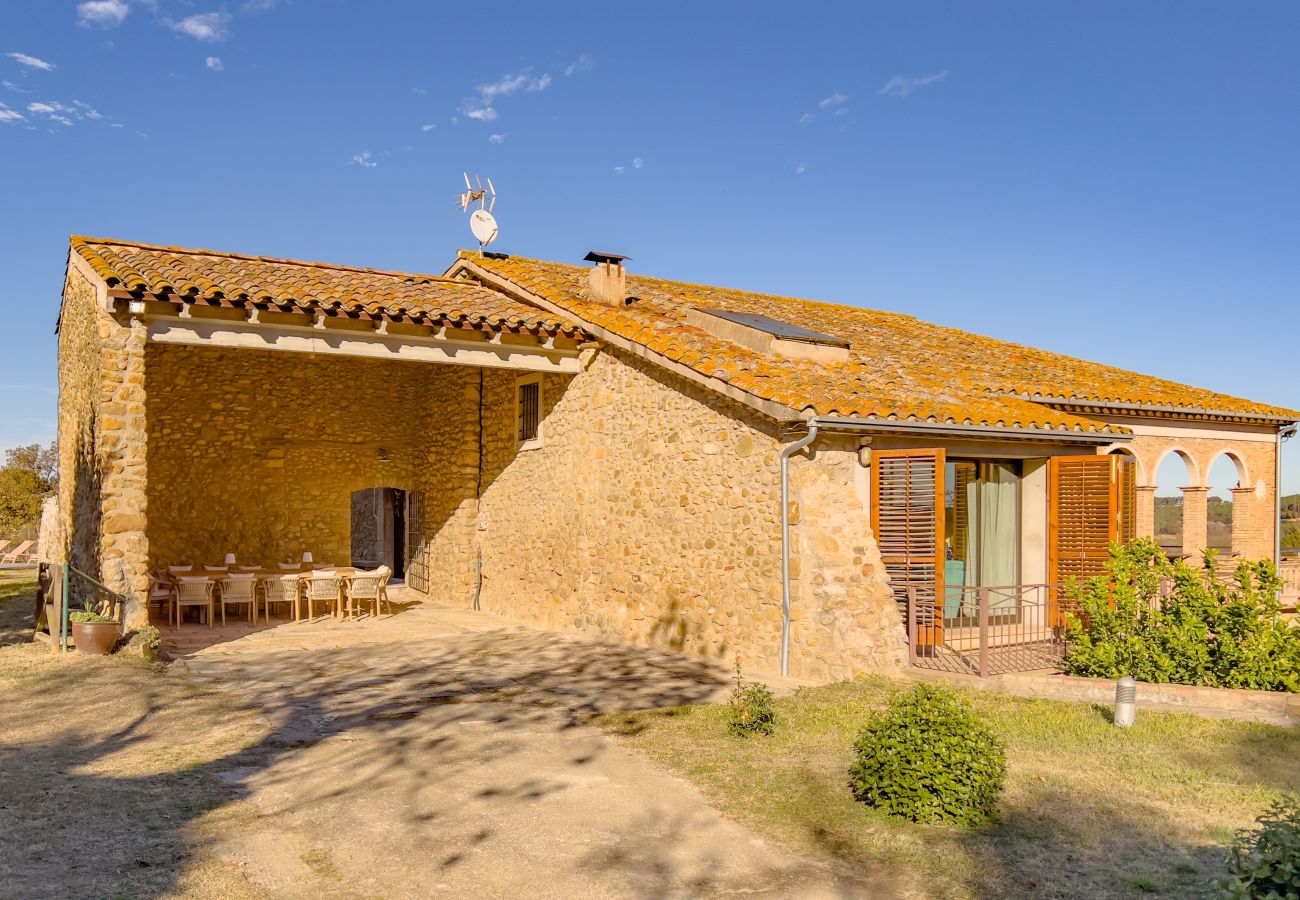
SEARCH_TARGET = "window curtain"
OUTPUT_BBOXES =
[979,462,1019,609]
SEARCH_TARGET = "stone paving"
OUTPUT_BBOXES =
[162,590,880,898]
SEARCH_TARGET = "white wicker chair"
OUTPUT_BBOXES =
[262,573,302,622]
[343,566,390,619]
[218,574,257,626]
[304,571,343,619]
[174,577,214,628]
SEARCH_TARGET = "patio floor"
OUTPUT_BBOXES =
[160,590,875,898]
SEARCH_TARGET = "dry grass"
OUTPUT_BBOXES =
[0,571,269,899]
[599,676,1300,900]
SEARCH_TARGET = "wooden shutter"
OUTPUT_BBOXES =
[1049,454,1129,622]
[405,490,429,593]
[872,449,946,646]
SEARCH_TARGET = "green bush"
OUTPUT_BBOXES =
[1061,539,1300,692]
[1222,794,1300,899]
[69,609,115,624]
[848,683,1005,825]
[727,662,776,736]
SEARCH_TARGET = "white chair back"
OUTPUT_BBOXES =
[220,574,256,603]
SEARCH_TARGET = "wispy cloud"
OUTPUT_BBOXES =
[420,123,436,132]
[241,0,286,11]
[7,52,56,72]
[3,80,32,93]
[818,92,848,109]
[76,0,129,28]
[0,102,24,124]
[25,99,106,127]
[488,133,506,144]
[613,156,644,175]
[564,53,593,77]
[878,70,948,97]
[795,162,807,174]
[456,59,577,126]
[350,150,378,168]
[169,12,231,42]
[205,56,223,71]
[798,112,815,125]
[460,104,497,122]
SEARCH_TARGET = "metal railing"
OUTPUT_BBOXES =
[901,583,1079,677]
[37,561,124,652]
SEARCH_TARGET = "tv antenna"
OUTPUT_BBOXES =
[455,172,498,252]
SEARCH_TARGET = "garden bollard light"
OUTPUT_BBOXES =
[1114,676,1137,728]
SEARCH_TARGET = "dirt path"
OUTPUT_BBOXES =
[161,601,886,898]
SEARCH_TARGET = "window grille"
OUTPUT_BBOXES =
[518,380,540,443]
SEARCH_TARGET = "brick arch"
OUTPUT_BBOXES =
[1106,446,1146,483]
[1154,446,1201,487]
[1203,449,1249,489]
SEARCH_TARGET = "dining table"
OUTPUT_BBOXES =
[173,566,364,624]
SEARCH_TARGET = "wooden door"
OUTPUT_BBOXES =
[872,448,946,646]
[404,490,428,593]
[1048,453,1136,622]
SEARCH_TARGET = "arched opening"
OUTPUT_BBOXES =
[1153,449,1198,558]
[350,487,408,579]
[1205,453,1246,552]
[1206,451,1250,556]
[1107,446,1145,483]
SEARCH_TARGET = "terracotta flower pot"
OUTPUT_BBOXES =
[72,621,120,655]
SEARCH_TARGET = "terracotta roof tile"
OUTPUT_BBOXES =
[72,237,581,334]
[463,252,1299,433]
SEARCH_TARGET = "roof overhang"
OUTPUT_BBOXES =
[1003,392,1300,428]
[113,292,583,374]
[801,415,1130,445]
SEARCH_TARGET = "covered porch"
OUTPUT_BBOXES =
[59,238,586,631]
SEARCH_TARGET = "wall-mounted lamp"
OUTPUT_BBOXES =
[377,448,391,463]
[128,299,147,315]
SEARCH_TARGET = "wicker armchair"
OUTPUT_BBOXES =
[262,573,302,622]
[343,566,391,619]
[304,571,343,619]
[218,574,257,625]
[174,577,215,628]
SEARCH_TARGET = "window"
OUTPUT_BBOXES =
[516,374,542,449]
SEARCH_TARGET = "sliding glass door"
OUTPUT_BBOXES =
[944,460,1020,618]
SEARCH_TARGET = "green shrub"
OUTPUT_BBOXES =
[727,662,776,736]
[1222,794,1300,899]
[848,683,1005,825]
[1062,539,1300,692]
[70,609,115,624]
[130,626,162,650]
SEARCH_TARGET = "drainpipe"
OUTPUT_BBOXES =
[780,420,821,677]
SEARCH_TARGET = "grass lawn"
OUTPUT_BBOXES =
[0,570,270,899]
[599,676,1300,899]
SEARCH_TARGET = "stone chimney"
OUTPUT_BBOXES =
[584,251,629,306]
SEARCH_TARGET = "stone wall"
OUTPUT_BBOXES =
[468,348,907,678]
[57,265,150,620]
[145,344,435,574]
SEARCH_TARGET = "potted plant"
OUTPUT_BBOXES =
[70,606,120,655]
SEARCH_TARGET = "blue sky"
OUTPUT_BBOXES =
[1,1,1296,494]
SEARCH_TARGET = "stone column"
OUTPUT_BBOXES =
[97,314,150,628]
[1229,487,1254,558]
[1135,485,1156,540]
[1180,486,1209,560]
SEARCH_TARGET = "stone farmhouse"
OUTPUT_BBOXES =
[56,237,1300,679]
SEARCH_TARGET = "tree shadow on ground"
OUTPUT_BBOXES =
[1,620,851,898]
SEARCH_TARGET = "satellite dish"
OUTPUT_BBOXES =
[470,208,498,246]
